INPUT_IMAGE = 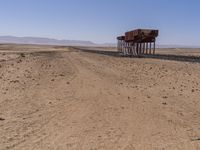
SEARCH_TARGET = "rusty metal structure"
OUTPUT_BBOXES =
[117,29,159,57]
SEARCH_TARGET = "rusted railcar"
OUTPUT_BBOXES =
[117,29,159,57]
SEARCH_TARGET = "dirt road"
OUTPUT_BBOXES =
[0,45,200,149]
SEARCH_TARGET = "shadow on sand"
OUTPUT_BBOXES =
[74,47,200,63]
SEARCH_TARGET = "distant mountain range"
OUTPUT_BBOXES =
[0,36,116,47]
[0,36,199,48]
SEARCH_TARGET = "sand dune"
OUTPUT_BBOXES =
[0,44,200,150]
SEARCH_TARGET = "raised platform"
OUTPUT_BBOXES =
[117,29,159,57]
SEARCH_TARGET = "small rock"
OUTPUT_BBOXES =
[20,53,25,58]
[59,74,65,77]
[121,106,125,110]
[191,137,200,141]
[0,117,5,121]
[10,80,20,83]
[17,59,22,63]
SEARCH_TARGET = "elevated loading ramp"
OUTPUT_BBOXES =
[117,29,159,57]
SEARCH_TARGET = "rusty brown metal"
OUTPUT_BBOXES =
[117,29,159,57]
[125,29,158,43]
[117,36,125,40]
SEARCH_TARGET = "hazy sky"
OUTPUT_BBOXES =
[0,0,200,45]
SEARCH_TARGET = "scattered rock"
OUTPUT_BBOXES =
[20,53,25,58]
[17,59,22,63]
[162,96,168,99]
[59,74,65,77]
[0,117,5,121]
[10,80,20,83]
[191,137,200,141]
[66,82,70,84]
[90,148,98,150]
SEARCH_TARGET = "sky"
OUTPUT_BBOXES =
[0,0,200,45]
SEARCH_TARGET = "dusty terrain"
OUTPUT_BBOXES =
[156,48,200,56]
[0,44,200,150]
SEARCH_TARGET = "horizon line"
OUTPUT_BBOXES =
[0,35,200,48]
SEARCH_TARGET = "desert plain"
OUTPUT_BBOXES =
[0,44,200,150]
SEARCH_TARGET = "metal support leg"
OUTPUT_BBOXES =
[149,42,152,54]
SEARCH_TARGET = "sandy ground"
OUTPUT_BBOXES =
[156,48,200,56]
[0,44,200,150]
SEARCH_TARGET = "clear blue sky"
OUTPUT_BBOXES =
[0,0,200,45]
